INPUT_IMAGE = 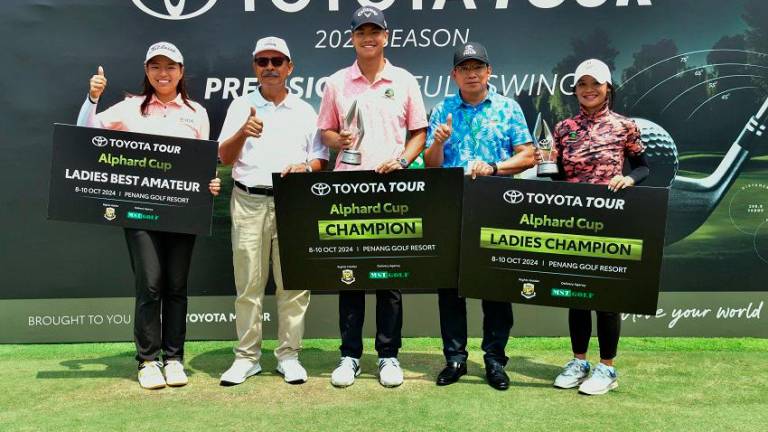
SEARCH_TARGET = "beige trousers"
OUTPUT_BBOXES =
[230,187,310,361]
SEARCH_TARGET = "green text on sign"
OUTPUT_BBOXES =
[480,227,643,261]
[319,218,423,240]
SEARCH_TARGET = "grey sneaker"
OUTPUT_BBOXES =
[553,358,590,389]
[578,363,618,395]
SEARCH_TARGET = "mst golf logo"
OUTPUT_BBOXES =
[503,190,525,205]
[311,183,331,196]
[132,0,217,20]
[92,136,108,147]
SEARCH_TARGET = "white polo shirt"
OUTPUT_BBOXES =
[218,88,328,187]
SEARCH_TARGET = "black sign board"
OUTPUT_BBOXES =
[459,177,668,314]
[273,168,463,291]
[48,124,218,235]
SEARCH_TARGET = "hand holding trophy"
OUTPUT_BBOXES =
[340,100,365,165]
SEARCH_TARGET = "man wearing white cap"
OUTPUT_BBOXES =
[218,37,328,386]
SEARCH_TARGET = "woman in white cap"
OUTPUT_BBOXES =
[540,59,649,395]
[76,41,220,390]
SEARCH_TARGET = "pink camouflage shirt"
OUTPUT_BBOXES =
[317,60,428,171]
[553,104,644,185]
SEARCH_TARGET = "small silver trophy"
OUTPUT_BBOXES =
[340,100,365,165]
[533,113,559,177]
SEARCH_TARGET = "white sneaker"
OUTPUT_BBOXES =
[138,361,166,390]
[578,363,618,395]
[378,357,404,388]
[164,360,188,387]
[330,357,360,387]
[553,358,591,389]
[220,358,262,386]
[276,358,308,384]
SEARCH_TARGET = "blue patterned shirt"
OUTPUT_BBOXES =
[426,88,532,170]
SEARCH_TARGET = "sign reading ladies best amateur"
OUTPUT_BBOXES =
[273,168,463,291]
[48,124,218,235]
[459,177,669,314]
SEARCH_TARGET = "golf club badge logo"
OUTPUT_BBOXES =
[384,88,395,99]
[311,182,331,196]
[341,269,356,285]
[92,135,108,147]
[503,190,525,205]
[521,283,536,299]
[132,0,217,20]
[103,207,117,221]
[463,45,477,56]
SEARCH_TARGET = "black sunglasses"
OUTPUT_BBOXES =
[254,56,288,67]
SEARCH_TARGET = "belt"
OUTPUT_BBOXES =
[234,181,273,196]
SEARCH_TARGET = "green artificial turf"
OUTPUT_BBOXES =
[1,338,766,431]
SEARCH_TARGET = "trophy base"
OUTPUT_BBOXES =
[341,150,362,166]
[537,162,559,177]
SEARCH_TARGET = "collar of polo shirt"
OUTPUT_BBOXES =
[348,59,395,83]
[250,86,296,109]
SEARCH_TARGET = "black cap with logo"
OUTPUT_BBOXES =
[453,42,490,67]
[350,6,387,31]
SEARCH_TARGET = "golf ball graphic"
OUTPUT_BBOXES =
[632,118,679,187]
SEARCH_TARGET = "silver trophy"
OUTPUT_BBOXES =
[340,100,365,165]
[533,113,559,177]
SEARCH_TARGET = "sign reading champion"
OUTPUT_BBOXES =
[312,180,425,241]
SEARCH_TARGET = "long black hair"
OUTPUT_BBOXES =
[135,63,196,116]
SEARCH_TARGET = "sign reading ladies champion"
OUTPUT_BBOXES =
[48,124,218,235]
[459,177,669,315]
[273,168,463,291]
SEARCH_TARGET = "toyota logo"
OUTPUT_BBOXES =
[132,0,217,20]
[92,136,108,147]
[311,183,331,196]
[503,190,525,204]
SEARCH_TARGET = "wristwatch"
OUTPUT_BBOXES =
[304,163,313,173]
[398,157,410,169]
[489,162,498,176]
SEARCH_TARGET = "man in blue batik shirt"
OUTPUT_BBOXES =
[424,42,535,391]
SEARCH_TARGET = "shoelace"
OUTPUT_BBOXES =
[338,358,358,370]
[592,365,614,379]
[165,361,183,371]
[140,360,163,371]
[379,358,400,370]
[281,359,300,371]
[562,360,586,376]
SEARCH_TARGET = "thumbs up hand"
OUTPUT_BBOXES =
[433,113,453,145]
[89,66,107,101]
[240,106,264,138]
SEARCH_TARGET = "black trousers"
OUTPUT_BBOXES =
[568,309,621,360]
[438,289,513,365]
[124,228,196,363]
[339,289,402,358]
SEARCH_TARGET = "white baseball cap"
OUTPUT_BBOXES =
[574,59,612,85]
[252,36,291,60]
[145,41,184,64]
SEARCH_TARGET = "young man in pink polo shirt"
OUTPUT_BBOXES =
[316,5,428,388]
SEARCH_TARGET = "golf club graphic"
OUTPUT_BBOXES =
[662,96,768,245]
